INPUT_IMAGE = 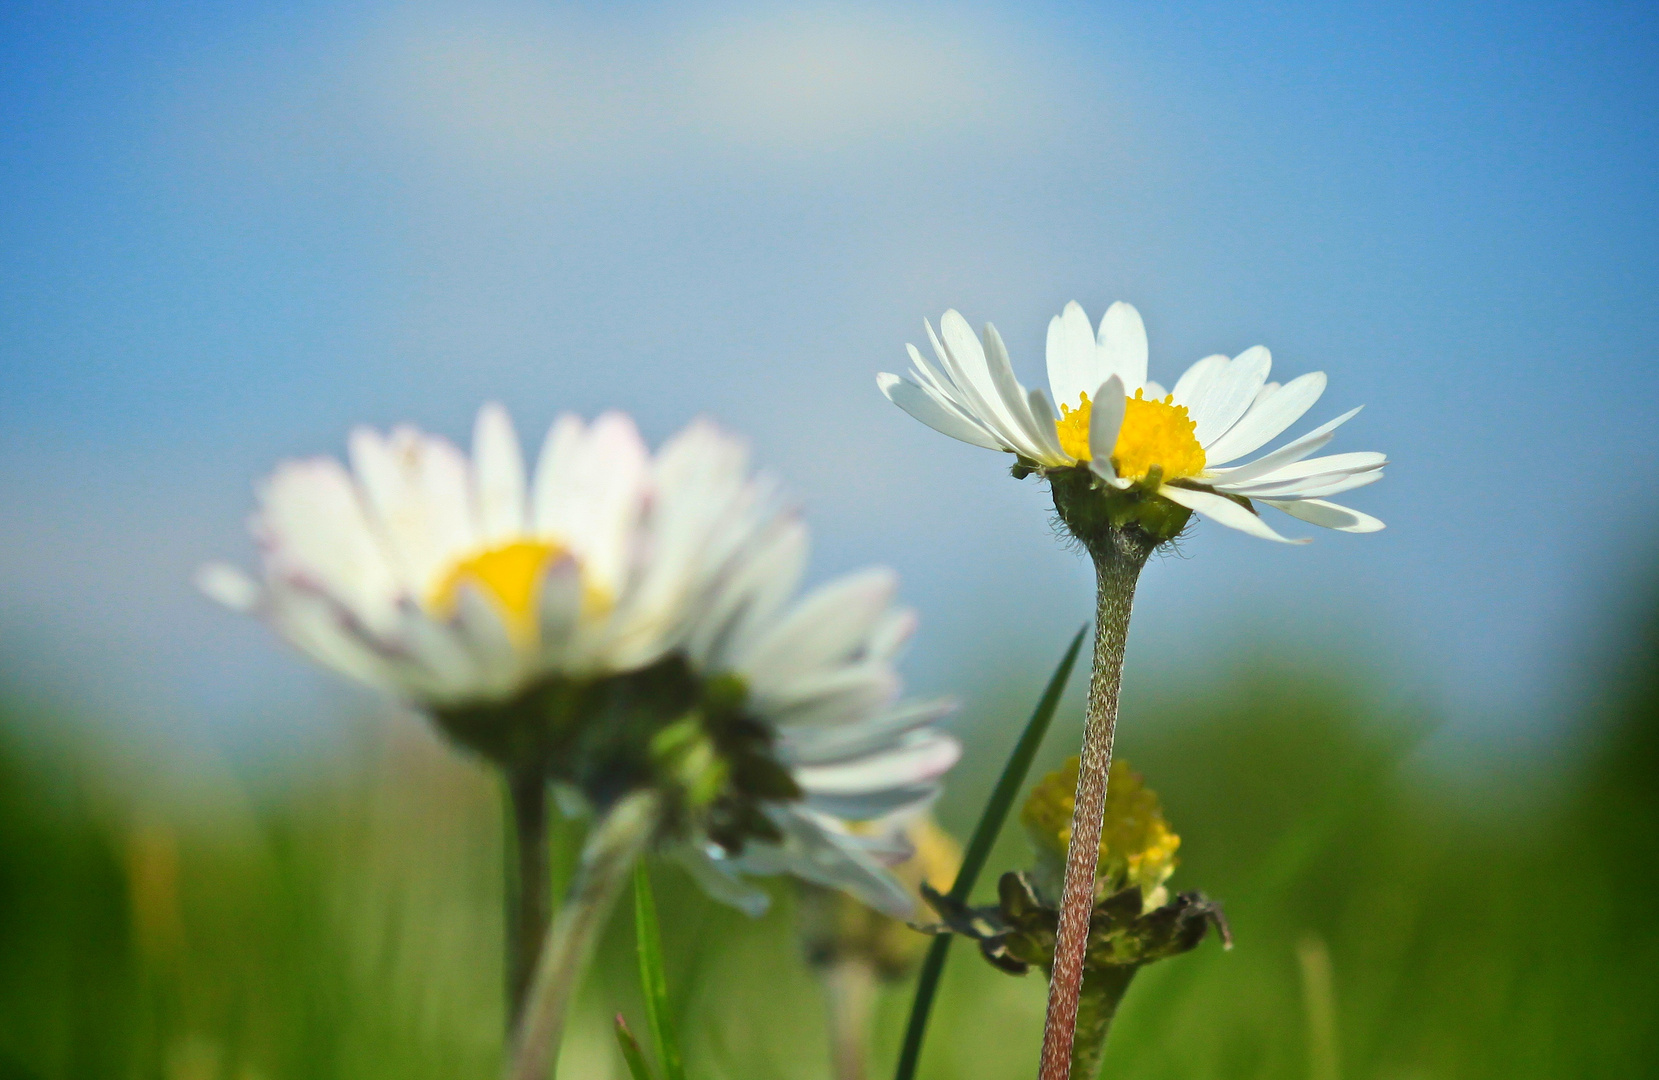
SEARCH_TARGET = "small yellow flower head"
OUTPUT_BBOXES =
[1022,757,1180,909]
[1052,389,1206,482]
[798,816,963,979]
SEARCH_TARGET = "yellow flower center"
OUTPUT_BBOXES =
[1022,757,1181,904]
[1054,390,1206,482]
[427,539,604,646]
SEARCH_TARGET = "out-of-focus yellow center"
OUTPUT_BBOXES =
[427,540,572,645]
[1054,390,1207,482]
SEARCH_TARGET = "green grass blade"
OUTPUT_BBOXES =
[633,861,686,1080]
[614,1013,660,1080]
[892,624,1089,1080]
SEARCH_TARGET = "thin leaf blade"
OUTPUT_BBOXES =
[614,1013,659,1080]
[892,624,1089,1080]
[633,861,686,1080]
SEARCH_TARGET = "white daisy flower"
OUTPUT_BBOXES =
[634,427,961,918]
[197,404,670,707]
[877,302,1385,543]
[199,406,958,916]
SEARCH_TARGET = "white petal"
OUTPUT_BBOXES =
[264,585,404,693]
[349,427,476,596]
[1025,387,1068,462]
[1045,301,1101,411]
[905,343,975,415]
[1140,380,1167,400]
[739,809,915,918]
[1262,497,1385,533]
[1205,406,1363,485]
[1222,451,1387,493]
[981,322,1055,461]
[936,312,1043,459]
[793,731,962,794]
[532,412,648,597]
[1189,346,1271,447]
[877,373,1006,450]
[1171,354,1229,409]
[451,583,526,695]
[259,456,402,626]
[607,421,755,666]
[535,556,586,668]
[1201,371,1326,465]
[686,516,809,668]
[1250,468,1384,501]
[865,607,917,663]
[471,403,528,543]
[531,414,585,536]
[735,568,898,688]
[778,699,955,765]
[805,784,940,821]
[1097,301,1148,391]
[1158,485,1309,544]
[195,562,263,611]
[1087,375,1127,485]
[763,664,898,726]
[672,848,772,917]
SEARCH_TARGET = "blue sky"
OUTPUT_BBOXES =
[2,0,1656,759]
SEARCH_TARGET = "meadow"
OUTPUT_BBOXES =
[2,587,1653,1080]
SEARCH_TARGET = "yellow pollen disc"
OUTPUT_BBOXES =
[428,539,577,646]
[1052,389,1206,482]
[1022,756,1181,904]
[1055,394,1095,460]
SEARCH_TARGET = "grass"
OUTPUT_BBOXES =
[0,603,1655,1080]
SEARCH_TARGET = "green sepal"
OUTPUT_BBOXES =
[921,871,1231,976]
[1046,465,1193,547]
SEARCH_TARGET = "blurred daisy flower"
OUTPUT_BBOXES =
[877,302,1385,544]
[198,405,957,918]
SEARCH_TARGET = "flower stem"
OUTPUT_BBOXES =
[823,957,878,1080]
[505,791,661,1080]
[1037,530,1152,1080]
[506,769,551,1033]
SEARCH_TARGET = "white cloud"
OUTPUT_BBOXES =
[356,3,1047,169]
[675,9,1020,150]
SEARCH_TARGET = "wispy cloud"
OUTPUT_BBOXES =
[177,3,1056,180]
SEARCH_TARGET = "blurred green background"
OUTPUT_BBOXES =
[3,580,1654,1080]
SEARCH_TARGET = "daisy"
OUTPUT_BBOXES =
[878,301,1384,1080]
[877,301,1385,543]
[197,404,662,711]
[199,406,957,918]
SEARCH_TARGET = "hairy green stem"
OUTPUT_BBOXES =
[506,791,661,1080]
[506,770,551,1034]
[1037,530,1152,1080]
